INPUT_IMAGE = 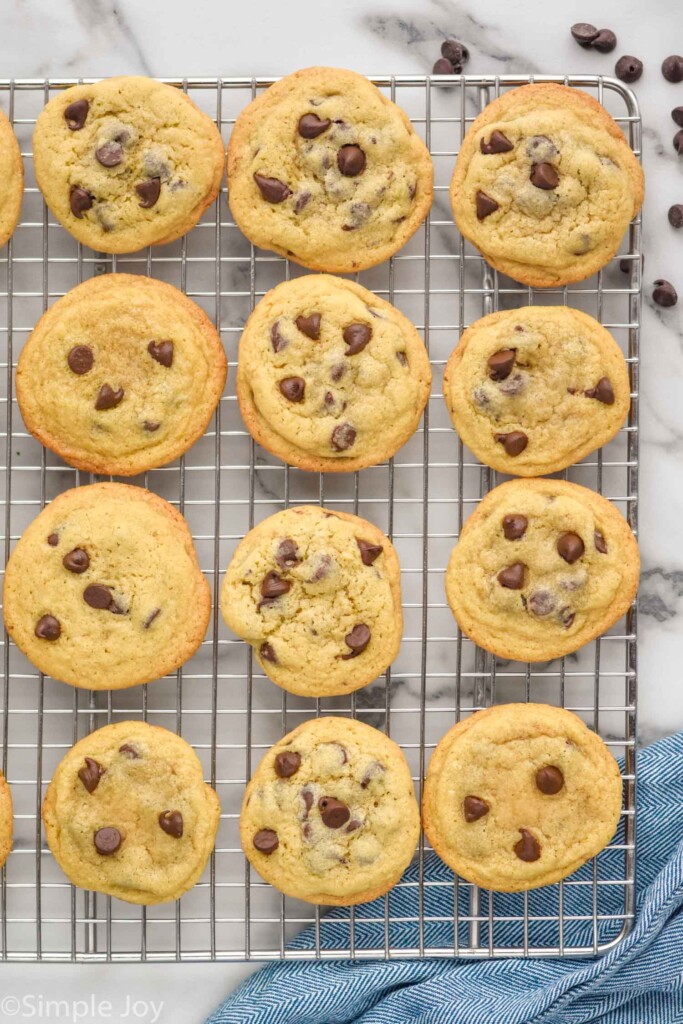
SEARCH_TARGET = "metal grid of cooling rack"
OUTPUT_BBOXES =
[0,74,640,962]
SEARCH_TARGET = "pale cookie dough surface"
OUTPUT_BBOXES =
[443,307,630,476]
[17,274,227,477]
[220,506,402,697]
[227,67,433,273]
[33,76,225,254]
[237,275,431,471]
[445,479,639,663]
[43,721,220,905]
[423,703,622,892]
[450,84,644,287]
[0,772,13,869]
[241,716,419,905]
[3,483,211,690]
[0,106,23,247]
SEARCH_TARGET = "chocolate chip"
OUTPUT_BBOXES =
[432,57,454,75]
[253,172,291,203]
[118,744,140,758]
[559,607,575,629]
[47,533,59,547]
[298,113,332,138]
[502,514,528,541]
[615,56,643,83]
[476,190,499,219]
[309,554,332,583]
[95,384,124,411]
[78,757,105,793]
[530,162,559,190]
[63,548,89,574]
[592,29,617,53]
[144,421,160,432]
[337,145,366,177]
[158,810,183,838]
[346,819,361,833]
[301,788,314,816]
[396,351,408,367]
[514,828,541,862]
[275,751,301,778]
[67,345,94,374]
[96,141,124,167]
[70,186,93,218]
[557,532,585,564]
[342,623,371,658]
[673,107,683,128]
[343,323,371,355]
[528,590,556,617]
[64,98,89,130]
[594,530,608,554]
[360,761,385,788]
[148,340,173,367]
[488,348,516,381]
[480,130,514,155]
[143,608,161,629]
[94,827,122,855]
[318,796,350,829]
[270,321,287,353]
[330,363,346,383]
[260,571,291,601]
[253,828,278,854]
[441,38,469,66]
[83,584,118,611]
[669,205,683,229]
[35,615,60,640]
[526,136,558,160]
[135,178,161,208]
[296,313,321,340]
[653,279,678,307]
[570,22,599,46]
[536,765,564,794]
[356,538,383,566]
[277,376,305,403]
[463,795,489,822]
[294,191,311,214]
[331,423,356,451]
[497,563,525,590]
[259,642,277,663]
[276,538,300,570]
[585,377,615,404]
[675,131,683,155]
[494,431,528,457]
[663,55,683,82]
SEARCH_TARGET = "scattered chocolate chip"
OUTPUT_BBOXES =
[96,141,124,167]
[615,56,643,83]
[276,538,300,570]
[78,757,105,793]
[342,623,371,659]
[594,530,608,554]
[318,796,350,829]
[441,38,469,67]
[488,348,516,381]
[296,313,321,340]
[95,384,124,411]
[135,178,161,208]
[35,615,60,640]
[143,608,161,629]
[270,321,287,353]
[67,345,94,375]
[463,795,489,822]
[585,377,615,404]
[70,186,93,218]
[514,828,541,862]
[158,810,183,838]
[148,340,173,367]
[337,145,366,177]
[673,107,683,128]
[480,130,514,155]
[497,563,525,590]
[259,642,277,663]
[331,423,356,451]
[63,547,89,574]
[432,57,455,75]
[592,29,617,53]
[494,431,528,457]
[663,55,683,83]
[64,98,89,130]
[83,584,118,611]
[118,744,140,758]
[343,322,371,355]
[669,205,683,229]
[528,590,556,617]
[298,113,331,138]
[675,130,683,155]
[279,376,306,402]
[653,279,678,307]
[253,828,278,854]
[530,162,559,190]
[144,421,160,432]
[476,190,499,219]
[94,827,122,855]
[557,532,585,564]
[570,22,599,47]
[275,751,301,778]
[260,571,291,602]
[502,514,528,541]
[356,538,383,566]
[536,765,564,794]
[47,533,59,547]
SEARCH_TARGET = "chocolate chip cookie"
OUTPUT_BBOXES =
[33,76,225,253]
[17,274,227,476]
[220,506,402,697]
[0,105,23,247]
[241,716,419,905]
[450,84,644,286]
[227,67,433,272]
[43,721,220,904]
[423,703,622,892]
[443,306,630,475]
[3,483,211,690]
[237,275,431,471]
[445,479,639,663]
[0,771,13,869]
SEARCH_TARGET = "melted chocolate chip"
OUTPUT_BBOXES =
[318,796,350,829]
[259,642,277,663]
[70,186,93,218]
[514,828,541,862]
[337,145,366,177]
[396,351,408,367]
[63,548,89,574]
[64,98,89,130]
[594,530,608,554]
[343,323,371,355]
[494,431,528,457]
[294,191,311,214]
[331,423,356,451]
[360,761,385,788]
[47,533,59,547]
[298,113,331,138]
[346,819,361,833]
[78,757,105,793]
[83,584,118,611]
[463,795,489,822]
[260,571,291,601]
[536,765,564,794]
[143,608,161,629]
[585,377,614,404]
[96,141,124,167]
[476,191,499,219]
[144,421,160,432]
[119,744,140,758]
[95,384,124,411]
[530,162,559,190]
[135,178,161,208]
[309,554,332,582]
[94,827,122,855]
[296,313,321,340]
[497,563,525,590]
[559,607,575,629]
[356,538,383,566]
[342,623,371,658]
[279,376,306,402]
[270,321,287,353]
[301,788,314,816]
[158,810,183,838]
[35,615,60,640]
[67,345,94,375]
[488,349,516,381]
[528,590,556,617]
[276,538,300,570]
[253,173,291,203]
[503,514,528,541]
[480,130,514,155]
[148,340,173,367]
[253,828,278,853]
[557,532,584,564]
[275,751,301,778]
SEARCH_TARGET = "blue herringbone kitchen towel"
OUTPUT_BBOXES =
[207,731,683,1024]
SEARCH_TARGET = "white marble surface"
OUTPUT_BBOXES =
[2,0,682,1019]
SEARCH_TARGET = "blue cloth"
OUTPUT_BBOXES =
[207,732,683,1024]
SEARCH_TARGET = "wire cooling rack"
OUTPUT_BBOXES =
[0,74,640,962]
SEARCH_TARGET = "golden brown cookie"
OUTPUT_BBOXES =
[0,772,13,869]
[0,105,23,247]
